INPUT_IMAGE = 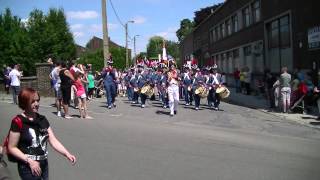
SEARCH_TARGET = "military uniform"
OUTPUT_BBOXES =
[168,68,179,116]
[193,71,205,110]
[182,70,193,105]
[102,64,117,109]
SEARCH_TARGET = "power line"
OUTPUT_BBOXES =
[109,0,125,28]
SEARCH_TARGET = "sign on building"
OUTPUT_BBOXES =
[308,26,320,50]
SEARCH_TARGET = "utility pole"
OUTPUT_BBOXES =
[125,21,134,68]
[133,35,139,65]
[101,0,109,67]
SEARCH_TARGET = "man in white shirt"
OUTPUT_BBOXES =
[8,64,21,104]
[50,62,62,116]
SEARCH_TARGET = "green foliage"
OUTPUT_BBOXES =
[176,19,194,43]
[0,8,32,75]
[110,47,126,70]
[78,47,126,72]
[146,36,164,58]
[0,8,76,76]
[146,36,180,61]
[77,49,104,72]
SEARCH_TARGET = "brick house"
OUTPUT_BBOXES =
[180,0,320,86]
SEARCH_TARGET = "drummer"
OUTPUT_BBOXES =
[211,65,223,111]
[206,67,215,108]
[137,66,148,108]
[192,68,205,110]
[159,67,169,109]
[131,68,139,104]
[182,67,193,106]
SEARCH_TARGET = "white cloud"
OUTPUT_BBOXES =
[67,11,98,19]
[89,24,101,33]
[155,27,179,41]
[70,24,84,31]
[73,31,84,38]
[132,16,147,24]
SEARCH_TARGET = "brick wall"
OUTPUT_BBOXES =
[36,63,54,97]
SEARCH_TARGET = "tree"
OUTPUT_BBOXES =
[45,8,76,61]
[176,19,194,43]
[146,36,164,58]
[0,8,32,75]
[77,47,126,72]
[0,8,77,76]
[146,36,180,61]
[166,40,180,60]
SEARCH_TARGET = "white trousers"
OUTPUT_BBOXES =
[168,84,179,114]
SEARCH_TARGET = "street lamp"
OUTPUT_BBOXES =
[125,20,134,68]
[133,35,140,65]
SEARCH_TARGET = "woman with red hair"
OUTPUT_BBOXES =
[6,88,76,179]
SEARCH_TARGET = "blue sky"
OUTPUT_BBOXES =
[1,0,224,54]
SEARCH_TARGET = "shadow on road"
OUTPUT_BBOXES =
[302,116,318,120]
[155,110,170,116]
[310,122,320,126]
[183,106,204,111]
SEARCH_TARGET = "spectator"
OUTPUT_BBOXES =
[243,66,251,95]
[3,65,11,94]
[279,67,292,113]
[264,69,277,109]
[8,64,22,104]
[233,68,241,93]
[239,68,245,94]
[59,62,74,119]
[7,88,76,179]
[49,62,62,117]
[73,72,92,119]
[87,71,95,100]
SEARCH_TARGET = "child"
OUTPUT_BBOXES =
[74,71,93,119]
[87,71,95,100]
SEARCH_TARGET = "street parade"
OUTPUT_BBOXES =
[1,0,320,180]
[55,41,231,118]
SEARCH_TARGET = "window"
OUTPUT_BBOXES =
[243,7,251,27]
[267,20,279,48]
[252,0,260,23]
[233,49,239,58]
[244,45,252,56]
[209,29,214,44]
[267,15,290,49]
[215,27,219,40]
[232,15,239,33]
[226,19,231,36]
[221,23,225,38]
[280,16,290,47]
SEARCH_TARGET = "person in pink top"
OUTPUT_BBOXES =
[73,72,92,119]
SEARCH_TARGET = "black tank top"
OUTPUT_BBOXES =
[59,69,72,88]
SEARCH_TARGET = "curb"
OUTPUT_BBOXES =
[225,98,320,130]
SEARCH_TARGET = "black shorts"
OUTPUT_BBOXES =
[61,86,71,105]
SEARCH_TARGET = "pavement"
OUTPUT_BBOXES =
[225,87,320,129]
[1,92,320,180]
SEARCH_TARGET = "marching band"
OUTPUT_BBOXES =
[102,59,230,116]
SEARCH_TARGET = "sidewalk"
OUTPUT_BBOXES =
[225,87,320,129]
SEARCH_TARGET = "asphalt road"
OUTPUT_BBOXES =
[1,96,320,180]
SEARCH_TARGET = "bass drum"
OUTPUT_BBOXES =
[216,86,230,99]
[194,85,209,98]
[141,84,155,97]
